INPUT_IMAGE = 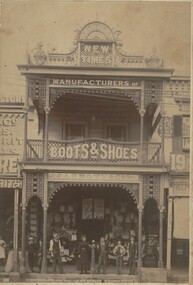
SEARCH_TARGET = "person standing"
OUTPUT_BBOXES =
[0,236,6,272]
[97,237,108,274]
[78,236,89,274]
[152,239,159,268]
[113,240,125,275]
[49,233,63,274]
[27,236,36,272]
[37,240,43,273]
[128,236,137,275]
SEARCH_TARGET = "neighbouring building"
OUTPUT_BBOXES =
[1,21,189,278]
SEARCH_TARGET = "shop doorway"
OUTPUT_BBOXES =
[48,185,138,241]
[142,198,159,267]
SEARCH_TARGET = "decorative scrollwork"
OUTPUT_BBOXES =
[48,181,139,205]
[78,21,114,41]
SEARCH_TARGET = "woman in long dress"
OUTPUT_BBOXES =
[5,242,14,273]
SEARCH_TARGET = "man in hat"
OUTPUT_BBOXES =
[49,233,63,274]
[27,236,36,272]
[127,236,137,275]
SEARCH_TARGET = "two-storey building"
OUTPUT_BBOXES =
[16,21,190,276]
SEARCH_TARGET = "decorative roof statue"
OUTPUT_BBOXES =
[29,42,47,65]
[145,47,164,69]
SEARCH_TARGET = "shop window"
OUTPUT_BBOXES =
[106,125,126,141]
[64,123,85,140]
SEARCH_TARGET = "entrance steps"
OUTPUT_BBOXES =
[24,273,138,283]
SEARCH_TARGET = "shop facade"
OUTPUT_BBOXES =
[16,21,190,275]
[0,99,24,271]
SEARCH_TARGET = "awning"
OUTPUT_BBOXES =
[173,198,189,239]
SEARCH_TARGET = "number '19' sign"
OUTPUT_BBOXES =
[170,153,190,172]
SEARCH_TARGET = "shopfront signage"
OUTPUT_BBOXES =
[170,153,190,172]
[48,173,140,184]
[172,184,189,196]
[80,42,113,67]
[49,78,141,89]
[0,178,22,188]
[0,114,24,175]
[49,142,139,162]
[0,96,24,103]
[182,116,190,150]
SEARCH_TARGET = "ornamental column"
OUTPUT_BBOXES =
[139,110,145,163]
[161,111,166,164]
[43,78,50,162]
[41,172,48,273]
[23,77,29,161]
[20,172,27,274]
[13,188,19,272]
[137,174,143,269]
[166,195,173,270]
[158,174,165,268]
[139,81,145,163]
[158,206,164,268]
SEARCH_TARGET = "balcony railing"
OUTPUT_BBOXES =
[26,138,162,165]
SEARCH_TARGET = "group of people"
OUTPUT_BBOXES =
[0,233,137,275]
[97,235,137,275]
[49,232,137,275]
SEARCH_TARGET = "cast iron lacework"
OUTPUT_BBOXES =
[48,49,78,66]
[26,172,44,206]
[48,182,139,205]
[143,175,160,206]
[49,88,141,110]
[78,21,114,41]
[28,21,164,70]
[28,78,46,113]
[144,81,163,109]
[121,184,139,205]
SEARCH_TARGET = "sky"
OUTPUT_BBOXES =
[0,0,191,101]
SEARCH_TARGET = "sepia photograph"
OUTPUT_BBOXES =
[0,0,191,283]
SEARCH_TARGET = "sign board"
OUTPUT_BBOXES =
[48,173,140,184]
[49,78,141,89]
[0,114,24,176]
[170,153,190,172]
[80,42,113,67]
[0,178,22,189]
[49,142,139,162]
[182,116,190,150]
[172,184,189,196]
